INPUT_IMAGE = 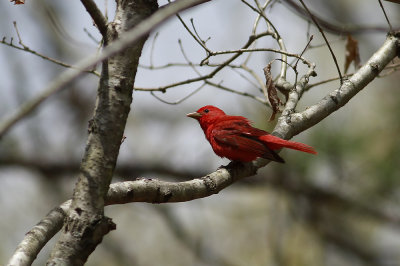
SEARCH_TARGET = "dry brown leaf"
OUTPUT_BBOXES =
[263,63,281,121]
[344,35,361,74]
[10,0,25,4]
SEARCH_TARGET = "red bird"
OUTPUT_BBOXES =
[187,105,317,163]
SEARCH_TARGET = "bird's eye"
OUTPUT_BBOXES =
[204,109,209,113]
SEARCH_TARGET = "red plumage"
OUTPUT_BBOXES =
[187,105,317,163]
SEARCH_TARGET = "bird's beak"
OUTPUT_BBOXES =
[186,112,202,119]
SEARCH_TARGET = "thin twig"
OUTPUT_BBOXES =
[13,21,101,77]
[150,32,159,67]
[104,0,108,21]
[12,21,26,48]
[293,35,314,90]
[379,62,400,76]
[211,47,312,67]
[282,0,392,35]
[200,31,273,64]
[240,64,266,92]
[378,0,393,31]
[83,28,101,44]
[137,32,274,93]
[150,83,206,105]
[0,37,100,76]
[135,43,312,93]
[294,35,313,70]
[306,62,400,90]
[205,81,267,104]
[176,13,212,54]
[298,0,342,85]
[241,0,288,79]
[231,67,261,89]
[149,39,205,105]
[138,62,207,69]
[178,39,201,76]
[243,0,270,65]
[308,37,345,49]
[191,19,210,44]
[80,0,108,36]
[241,1,282,46]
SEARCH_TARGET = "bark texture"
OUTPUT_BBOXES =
[47,1,158,265]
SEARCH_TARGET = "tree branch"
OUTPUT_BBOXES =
[0,37,100,76]
[132,32,284,93]
[299,0,342,85]
[80,0,108,36]
[6,202,70,266]
[46,0,159,263]
[282,0,395,34]
[275,32,400,139]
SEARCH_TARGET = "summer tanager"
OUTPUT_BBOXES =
[187,105,317,163]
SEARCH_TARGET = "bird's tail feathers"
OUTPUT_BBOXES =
[260,135,317,155]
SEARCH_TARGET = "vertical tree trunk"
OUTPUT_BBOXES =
[47,1,158,265]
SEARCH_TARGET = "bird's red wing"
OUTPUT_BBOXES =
[211,125,284,163]
[222,119,270,136]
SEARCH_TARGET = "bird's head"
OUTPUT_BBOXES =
[187,105,226,130]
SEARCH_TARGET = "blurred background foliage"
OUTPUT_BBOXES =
[1,0,400,265]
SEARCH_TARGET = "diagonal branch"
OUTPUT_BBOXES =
[282,0,393,34]
[80,0,108,36]
[6,202,71,266]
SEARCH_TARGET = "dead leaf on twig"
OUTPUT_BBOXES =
[344,35,361,74]
[263,63,281,121]
[10,0,25,4]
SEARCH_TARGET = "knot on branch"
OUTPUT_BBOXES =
[87,118,98,134]
[390,31,400,58]
[201,175,218,194]
[370,63,380,75]
[329,94,339,105]
[155,186,173,203]
[389,30,400,38]
[88,216,116,240]
[248,34,256,42]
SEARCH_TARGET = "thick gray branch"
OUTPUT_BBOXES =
[46,0,159,265]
